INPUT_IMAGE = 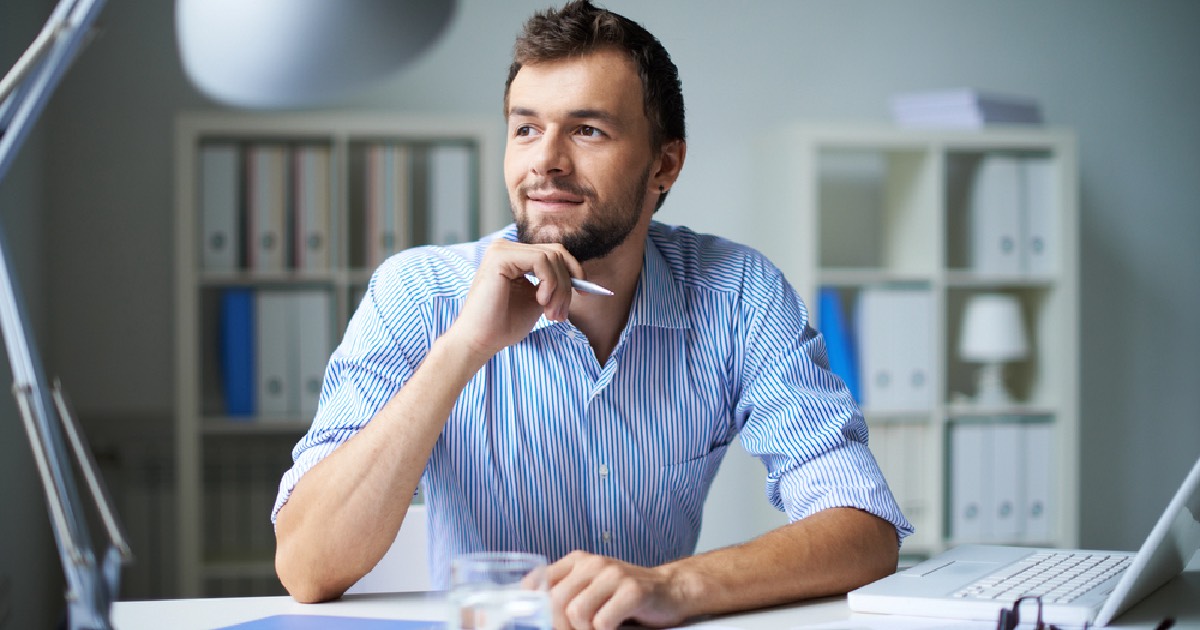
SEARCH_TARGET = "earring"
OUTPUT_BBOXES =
[659,184,666,194]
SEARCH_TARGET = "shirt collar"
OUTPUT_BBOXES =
[627,227,689,330]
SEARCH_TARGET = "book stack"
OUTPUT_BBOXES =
[890,89,1043,128]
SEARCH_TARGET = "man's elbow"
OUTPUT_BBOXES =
[858,514,901,585]
[275,538,349,603]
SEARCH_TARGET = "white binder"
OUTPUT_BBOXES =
[428,144,473,245]
[246,145,288,271]
[969,156,1022,276]
[899,423,931,545]
[872,422,930,547]
[1022,422,1055,542]
[856,288,935,413]
[989,422,1025,541]
[293,145,333,271]
[199,144,240,271]
[951,422,988,543]
[255,290,292,418]
[293,290,332,417]
[1022,157,1057,276]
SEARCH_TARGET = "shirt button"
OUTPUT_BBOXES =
[601,530,611,544]
[598,464,608,478]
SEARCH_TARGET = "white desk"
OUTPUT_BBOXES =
[113,571,1200,630]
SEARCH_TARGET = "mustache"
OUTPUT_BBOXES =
[519,179,595,199]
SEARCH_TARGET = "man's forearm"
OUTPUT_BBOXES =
[274,333,485,603]
[665,507,899,619]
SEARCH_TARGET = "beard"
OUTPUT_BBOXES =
[513,166,650,262]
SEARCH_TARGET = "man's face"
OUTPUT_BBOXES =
[504,48,657,262]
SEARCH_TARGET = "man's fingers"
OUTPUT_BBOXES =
[525,247,575,321]
[548,554,594,629]
[591,579,643,630]
[561,564,626,630]
[546,551,582,586]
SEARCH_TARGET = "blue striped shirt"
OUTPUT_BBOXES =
[273,222,912,588]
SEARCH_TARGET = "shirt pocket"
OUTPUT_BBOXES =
[650,444,730,559]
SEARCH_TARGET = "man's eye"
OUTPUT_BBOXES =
[514,125,537,137]
[577,126,605,138]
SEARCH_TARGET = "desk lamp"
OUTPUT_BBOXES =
[176,0,456,109]
[2,1,455,627]
[959,293,1027,406]
[1,2,131,629]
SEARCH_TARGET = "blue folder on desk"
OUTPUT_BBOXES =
[220,616,441,629]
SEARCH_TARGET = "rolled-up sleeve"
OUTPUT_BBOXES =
[271,257,432,524]
[734,262,914,541]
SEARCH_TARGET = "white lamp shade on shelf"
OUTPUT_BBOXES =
[176,0,456,109]
[959,293,1028,362]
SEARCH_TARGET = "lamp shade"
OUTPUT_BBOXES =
[176,0,456,109]
[959,293,1027,362]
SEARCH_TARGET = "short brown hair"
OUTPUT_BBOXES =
[505,1,686,207]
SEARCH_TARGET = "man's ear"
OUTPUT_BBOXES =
[651,139,686,193]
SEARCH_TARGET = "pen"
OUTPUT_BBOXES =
[523,273,614,296]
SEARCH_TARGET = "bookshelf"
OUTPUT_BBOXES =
[174,112,505,597]
[753,124,1079,560]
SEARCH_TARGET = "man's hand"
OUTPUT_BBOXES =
[445,240,585,361]
[546,551,687,630]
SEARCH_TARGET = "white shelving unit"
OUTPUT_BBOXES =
[753,124,1079,559]
[174,112,505,597]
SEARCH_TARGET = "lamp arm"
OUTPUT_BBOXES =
[0,0,129,629]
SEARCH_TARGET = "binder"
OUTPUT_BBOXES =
[870,422,899,498]
[218,288,255,416]
[293,290,332,417]
[871,422,928,538]
[219,441,240,559]
[856,288,935,413]
[364,145,381,266]
[951,422,988,542]
[246,144,289,271]
[1022,422,1055,542]
[969,156,1022,275]
[898,423,930,542]
[1022,157,1057,276]
[989,422,1024,541]
[365,144,412,267]
[428,143,473,245]
[293,145,333,271]
[255,290,292,418]
[199,144,241,271]
[817,286,860,402]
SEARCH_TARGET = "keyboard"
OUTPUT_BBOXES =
[953,551,1132,604]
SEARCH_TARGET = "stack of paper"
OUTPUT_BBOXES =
[890,89,1042,128]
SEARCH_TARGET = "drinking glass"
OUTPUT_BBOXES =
[448,552,551,630]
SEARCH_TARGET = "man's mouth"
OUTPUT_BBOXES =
[527,191,585,204]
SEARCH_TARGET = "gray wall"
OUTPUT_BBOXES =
[1,0,1197,614]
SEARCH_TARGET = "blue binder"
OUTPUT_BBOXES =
[817,286,860,403]
[219,287,256,416]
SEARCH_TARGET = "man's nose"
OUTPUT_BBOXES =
[531,134,571,177]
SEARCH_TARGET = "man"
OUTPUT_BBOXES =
[273,2,912,628]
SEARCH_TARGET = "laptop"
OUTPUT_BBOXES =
[849,454,1200,626]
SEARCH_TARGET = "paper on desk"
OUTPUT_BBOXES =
[218,615,442,629]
